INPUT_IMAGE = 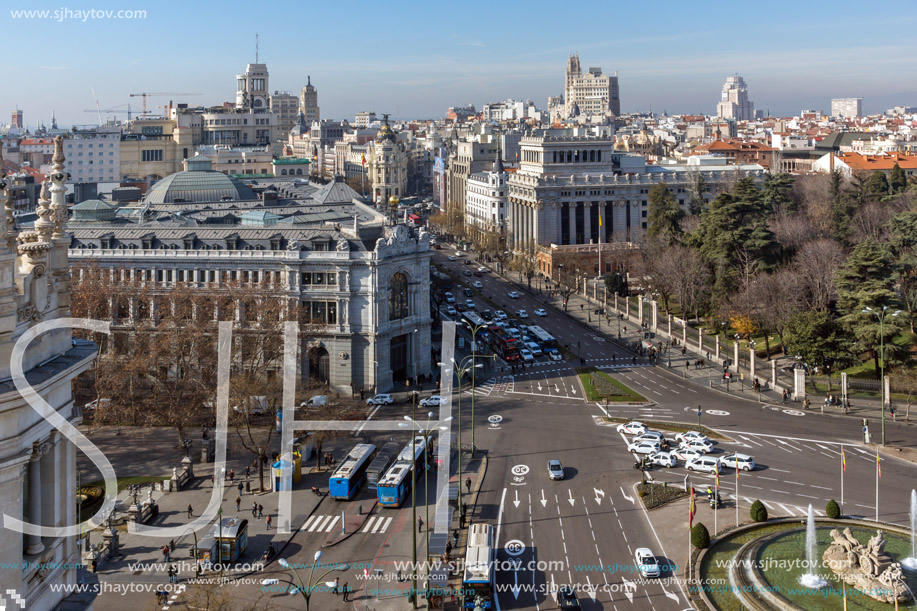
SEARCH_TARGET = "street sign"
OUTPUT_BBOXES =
[504,540,525,556]
[511,464,529,476]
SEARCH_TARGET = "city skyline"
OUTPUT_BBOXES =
[3,0,917,126]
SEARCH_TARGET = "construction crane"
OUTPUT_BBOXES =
[83,104,140,122]
[129,92,201,116]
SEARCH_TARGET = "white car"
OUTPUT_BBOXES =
[454,251,464,257]
[508,291,520,299]
[672,446,705,461]
[675,431,709,444]
[477,266,488,273]
[628,441,661,455]
[494,310,507,321]
[616,421,647,435]
[635,548,661,578]
[720,453,756,471]
[84,398,111,411]
[679,439,714,453]
[525,342,542,356]
[534,308,547,317]
[547,349,563,361]
[473,281,483,288]
[516,309,529,319]
[547,459,565,480]
[448,255,457,261]
[648,451,676,468]
[465,299,476,310]
[520,349,534,362]
[367,394,394,406]
[420,395,443,407]
[686,456,722,473]
[634,431,665,444]
[445,306,457,317]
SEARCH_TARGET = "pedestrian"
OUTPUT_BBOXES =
[360,388,365,400]
[195,561,203,578]
[162,545,171,562]
[266,513,272,529]
[236,496,241,511]
[418,517,424,533]
[632,356,636,365]
[685,360,689,370]
[333,577,340,595]
[238,482,244,496]
[465,477,471,493]
[343,582,350,602]
[90,556,97,573]
[157,588,168,605]
[782,389,788,404]
[245,465,250,478]
[168,564,177,583]
[258,504,264,518]
[252,501,258,517]
[210,474,214,486]
[187,504,193,518]
[229,469,235,483]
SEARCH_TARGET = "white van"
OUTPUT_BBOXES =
[686,456,721,474]
[507,327,521,339]
[305,395,328,407]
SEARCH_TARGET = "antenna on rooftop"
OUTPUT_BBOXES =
[255,33,259,62]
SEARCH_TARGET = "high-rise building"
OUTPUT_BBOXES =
[355,111,376,128]
[300,76,320,125]
[63,125,122,184]
[235,63,270,110]
[11,108,23,128]
[716,75,755,121]
[831,98,863,119]
[270,90,299,135]
[563,53,620,117]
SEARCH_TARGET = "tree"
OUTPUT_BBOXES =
[646,182,684,245]
[829,170,852,243]
[605,272,629,297]
[762,173,796,216]
[782,310,850,383]
[670,246,712,321]
[825,499,841,519]
[750,500,768,522]
[835,239,905,378]
[729,314,757,340]
[792,239,846,311]
[890,163,907,194]
[691,523,710,549]
[887,211,917,333]
[889,367,917,422]
[552,252,582,311]
[865,170,890,199]
[686,167,707,214]
[509,242,538,290]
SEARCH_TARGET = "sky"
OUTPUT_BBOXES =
[4,0,917,128]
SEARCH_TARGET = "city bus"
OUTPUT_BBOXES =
[377,436,427,508]
[366,442,401,490]
[526,325,557,349]
[462,523,494,608]
[461,311,489,330]
[488,326,520,361]
[407,213,422,228]
[434,433,458,470]
[328,443,377,500]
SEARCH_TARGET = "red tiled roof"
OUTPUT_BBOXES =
[837,152,917,170]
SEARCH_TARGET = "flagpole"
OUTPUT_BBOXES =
[687,482,693,585]
[598,210,603,287]
[840,445,845,515]
[735,462,739,527]
[714,472,718,536]
[875,449,880,522]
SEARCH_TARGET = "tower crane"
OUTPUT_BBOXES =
[129,92,202,116]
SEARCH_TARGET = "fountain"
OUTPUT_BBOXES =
[903,489,917,571]
[799,504,829,589]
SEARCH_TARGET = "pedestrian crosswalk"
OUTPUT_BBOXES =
[724,494,827,518]
[462,377,496,397]
[302,513,393,535]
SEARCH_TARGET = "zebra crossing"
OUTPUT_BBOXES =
[302,513,394,535]
[462,377,497,397]
[725,494,827,518]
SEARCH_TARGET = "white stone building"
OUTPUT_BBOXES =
[831,98,863,119]
[563,53,621,117]
[716,75,755,121]
[63,126,121,183]
[465,157,507,234]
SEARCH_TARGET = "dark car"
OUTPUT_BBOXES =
[481,309,493,320]
[558,586,580,608]
[463,288,474,297]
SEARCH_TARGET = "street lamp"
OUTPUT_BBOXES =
[217,467,225,578]
[444,356,483,523]
[463,319,497,456]
[401,411,453,605]
[279,551,348,611]
[862,306,902,446]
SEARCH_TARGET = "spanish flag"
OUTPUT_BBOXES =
[599,210,603,228]
[689,488,696,529]
[715,469,719,489]
[841,446,846,472]
[361,153,366,167]
[877,450,881,478]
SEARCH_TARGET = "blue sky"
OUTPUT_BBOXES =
[4,0,916,127]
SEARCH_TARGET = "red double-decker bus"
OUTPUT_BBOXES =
[489,325,520,361]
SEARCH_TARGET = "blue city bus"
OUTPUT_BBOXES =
[376,436,427,508]
[366,442,401,490]
[462,523,494,608]
[328,443,377,500]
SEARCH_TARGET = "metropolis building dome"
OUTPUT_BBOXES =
[142,154,256,204]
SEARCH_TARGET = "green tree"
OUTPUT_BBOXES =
[750,500,768,522]
[829,170,851,242]
[887,211,917,333]
[865,170,890,199]
[835,239,905,378]
[825,499,841,519]
[604,271,629,296]
[762,173,796,216]
[646,182,684,244]
[687,168,707,214]
[782,310,850,382]
[691,523,710,549]
[890,163,907,194]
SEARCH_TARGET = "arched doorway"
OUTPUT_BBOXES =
[308,346,330,385]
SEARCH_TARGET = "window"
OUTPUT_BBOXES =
[389,272,409,321]
[142,149,164,162]
[301,301,337,325]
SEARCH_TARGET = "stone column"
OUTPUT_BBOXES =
[583,202,592,244]
[733,340,739,370]
[682,322,687,346]
[772,360,777,389]
[637,297,644,325]
[625,297,629,318]
[698,328,704,353]
[651,301,658,331]
[569,203,577,244]
[26,447,45,555]
[667,314,672,337]
[715,335,720,360]
[749,346,756,381]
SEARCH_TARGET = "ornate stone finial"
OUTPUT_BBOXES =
[49,139,69,238]
[34,179,54,243]
[0,144,8,245]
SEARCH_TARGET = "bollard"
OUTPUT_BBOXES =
[359,504,363,516]
[245,481,251,492]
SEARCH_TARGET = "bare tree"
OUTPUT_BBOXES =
[551,251,583,310]
[770,214,816,255]
[889,367,917,422]
[792,239,846,311]
[849,201,897,243]
[671,246,712,322]
[793,173,834,238]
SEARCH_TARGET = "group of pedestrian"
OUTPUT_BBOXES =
[251,501,264,518]
[691,359,706,369]
[331,577,352,602]
[323,452,335,468]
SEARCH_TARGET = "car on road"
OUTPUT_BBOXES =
[443,292,455,304]
[445,306,457,317]
[534,308,547,317]
[463,270,472,276]
[635,548,661,578]
[463,259,472,265]
[463,288,474,297]
[634,431,665,444]
[547,459,565,480]
[720,453,756,471]
[679,438,714,453]
[473,281,483,288]
[685,456,722,473]
[675,431,709,444]
[456,302,468,312]
[546,348,563,361]
[627,440,661,455]
[525,342,542,356]
[508,291,520,299]
[515,309,529,319]
[454,251,464,257]
[419,395,443,407]
[465,299,476,310]
[84,397,111,411]
[520,348,534,362]
[367,394,394,406]
[616,421,647,435]
[481,309,492,320]
[448,255,457,261]
[557,585,580,608]
[494,310,507,321]
[648,451,676,468]
[672,447,705,462]
[477,266,488,273]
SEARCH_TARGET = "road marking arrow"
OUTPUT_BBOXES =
[622,577,635,602]
[554,384,559,393]
[537,383,542,391]
[511,570,521,599]
[567,489,575,506]
[620,486,635,504]
[586,575,597,601]
[594,488,605,505]
[540,489,547,508]
[663,586,679,602]
[513,490,520,509]
[571,387,577,395]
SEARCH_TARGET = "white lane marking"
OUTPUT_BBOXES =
[777,503,797,515]
[376,517,393,533]
[324,516,340,532]
[723,431,848,446]
[631,481,691,606]
[739,435,763,447]
[810,485,833,491]
[309,516,330,532]
[784,481,805,486]
[362,517,376,533]
[303,515,317,530]
[757,476,779,481]
[770,468,792,473]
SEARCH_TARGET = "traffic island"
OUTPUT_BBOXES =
[322,499,378,547]
[637,481,689,510]
[576,366,648,403]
